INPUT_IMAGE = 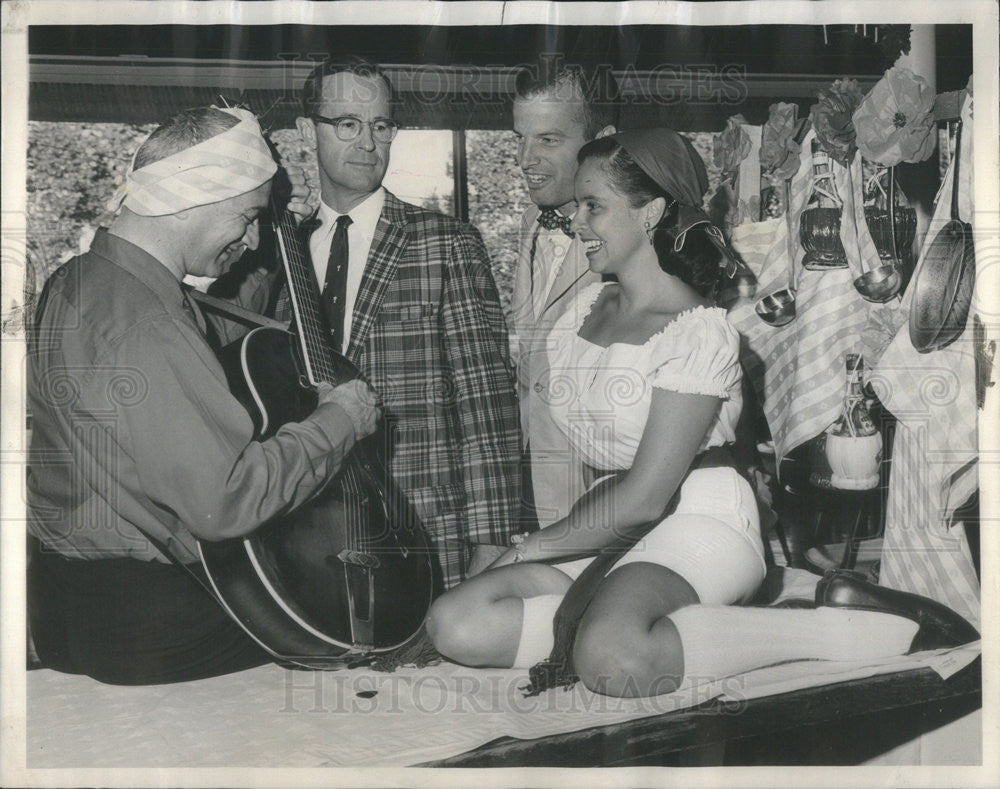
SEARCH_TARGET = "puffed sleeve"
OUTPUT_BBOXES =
[649,308,742,398]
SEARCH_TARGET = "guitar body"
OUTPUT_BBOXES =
[199,326,434,668]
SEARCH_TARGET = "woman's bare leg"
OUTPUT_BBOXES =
[426,563,574,667]
[572,562,698,697]
[573,564,922,698]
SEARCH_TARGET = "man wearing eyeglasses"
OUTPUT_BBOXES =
[276,58,520,592]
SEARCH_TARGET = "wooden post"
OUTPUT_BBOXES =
[452,129,469,223]
[893,25,938,252]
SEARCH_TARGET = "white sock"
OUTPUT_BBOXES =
[670,605,919,684]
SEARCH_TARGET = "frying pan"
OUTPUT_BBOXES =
[908,120,976,352]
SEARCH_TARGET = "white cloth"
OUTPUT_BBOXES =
[108,107,276,217]
[28,636,980,767]
[728,128,873,465]
[509,205,601,526]
[308,188,385,350]
[871,95,980,627]
[546,282,743,471]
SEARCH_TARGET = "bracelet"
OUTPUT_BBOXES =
[510,532,529,564]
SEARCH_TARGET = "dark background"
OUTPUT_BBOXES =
[28,24,973,130]
[28,23,971,79]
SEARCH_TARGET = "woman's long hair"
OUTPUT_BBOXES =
[577,136,724,299]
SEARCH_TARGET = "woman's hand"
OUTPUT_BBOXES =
[485,547,520,571]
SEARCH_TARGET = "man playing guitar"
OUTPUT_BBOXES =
[27,105,379,685]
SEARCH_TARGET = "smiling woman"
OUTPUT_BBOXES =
[571,157,652,279]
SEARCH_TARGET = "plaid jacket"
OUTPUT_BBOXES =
[274,192,521,589]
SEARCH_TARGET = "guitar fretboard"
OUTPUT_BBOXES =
[274,206,340,386]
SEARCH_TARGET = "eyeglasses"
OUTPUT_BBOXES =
[311,115,398,143]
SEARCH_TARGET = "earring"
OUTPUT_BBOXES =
[644,221,654,244]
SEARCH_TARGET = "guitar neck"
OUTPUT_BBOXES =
[273,203,339,386]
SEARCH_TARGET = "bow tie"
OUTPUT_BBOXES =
[536,208,574,237]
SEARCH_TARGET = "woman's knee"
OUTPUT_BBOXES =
[425,592,477,661]
[573,614,684,698]
[426,585,527,667]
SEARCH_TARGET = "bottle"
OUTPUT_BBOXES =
[799,139,848,269]
[810,354,882,490]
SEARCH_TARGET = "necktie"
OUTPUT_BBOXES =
[536,207,573,237]
[322,214,352,353]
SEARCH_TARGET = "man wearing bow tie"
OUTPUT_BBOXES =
[510,59,619,529]
[278,58,521,591]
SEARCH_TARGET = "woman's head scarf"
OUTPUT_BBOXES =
[610,128,740,274]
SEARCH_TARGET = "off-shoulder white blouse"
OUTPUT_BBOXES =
[545,282,743,471]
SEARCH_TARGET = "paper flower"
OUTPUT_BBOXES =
[760,102,802,181]
[809,78,865,167]
[713,115,752,174]
[853,67,937,166]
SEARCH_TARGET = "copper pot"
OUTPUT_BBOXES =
[800,207,848,269]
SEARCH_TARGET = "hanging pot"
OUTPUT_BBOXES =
[864,207,917,265]
[909,119,976,352]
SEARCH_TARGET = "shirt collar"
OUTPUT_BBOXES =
[317,187,385,241]
[90,228,186,310]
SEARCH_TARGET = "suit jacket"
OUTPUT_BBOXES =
[509,205,602,527]
[275,191,521,588]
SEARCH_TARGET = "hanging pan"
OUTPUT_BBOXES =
[908,119,976,352]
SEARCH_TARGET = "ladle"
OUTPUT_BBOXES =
[854,166,904,303]
[756,182,797,326]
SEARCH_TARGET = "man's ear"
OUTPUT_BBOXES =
[595,125,616,139]
[296,116,317,149]
[644,196,667,228]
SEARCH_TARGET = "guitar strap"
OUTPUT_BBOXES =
[186,288,288,331]
[128,521,220,601]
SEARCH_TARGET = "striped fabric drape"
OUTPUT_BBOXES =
[729,129,878,465]
[870,95,980,625]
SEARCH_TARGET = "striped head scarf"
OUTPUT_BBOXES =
[107,106,277,217]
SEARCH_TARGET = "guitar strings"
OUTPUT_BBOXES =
[277,207,338,384]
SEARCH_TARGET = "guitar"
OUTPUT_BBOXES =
[197,144,434,669]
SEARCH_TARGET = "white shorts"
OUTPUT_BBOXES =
[512,466,767,668]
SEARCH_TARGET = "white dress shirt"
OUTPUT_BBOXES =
[309,187,385,349]
[530,224,575,321]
